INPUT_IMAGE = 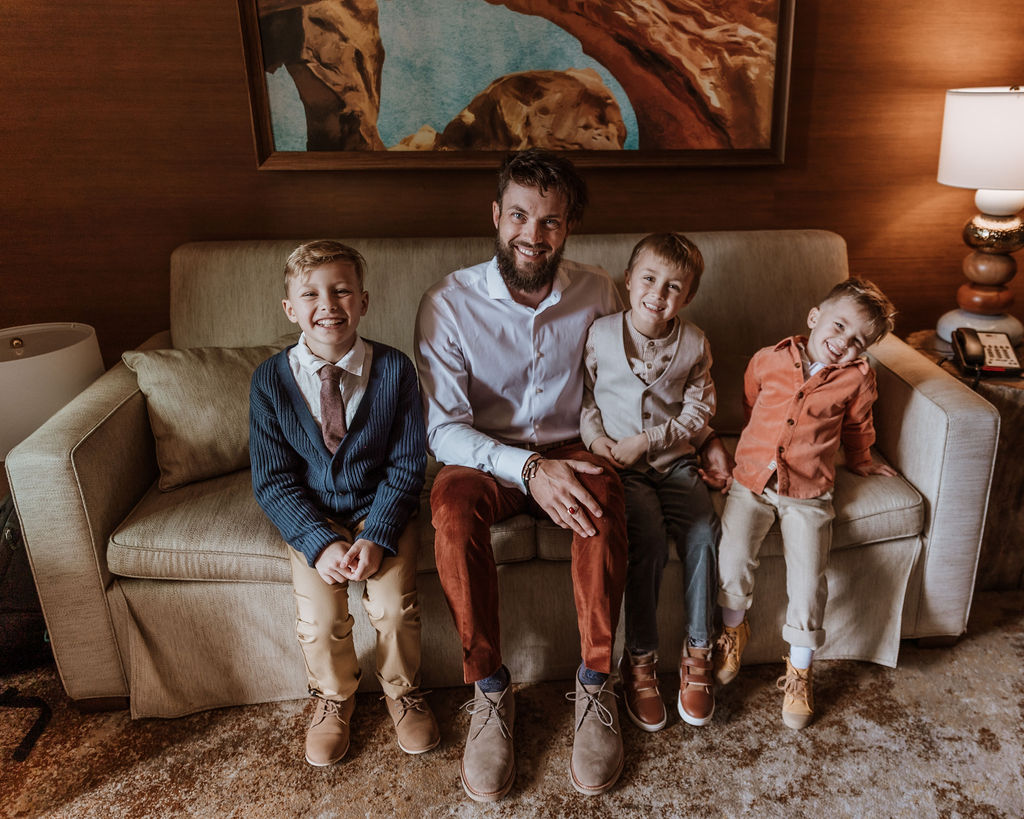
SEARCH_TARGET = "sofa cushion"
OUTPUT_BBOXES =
[122,345,280,491]
[535,456,923,561]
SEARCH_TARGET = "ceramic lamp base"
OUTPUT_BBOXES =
[936,308,1024,345]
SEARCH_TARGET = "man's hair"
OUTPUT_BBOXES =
[495,148,589,225]
[626,233,705,300]
[283,240,367,293]
[821,277,897,342]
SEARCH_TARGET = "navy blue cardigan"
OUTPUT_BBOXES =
[249,342,426,566]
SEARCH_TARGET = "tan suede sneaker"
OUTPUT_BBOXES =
[459,685,515,802]
[304,694,355,767]
[385,690,440,754]
[713,617,751,685]
[618,651,667,732]
[568,677,623,796]
[777,657,814,730]
[678,643,714,726]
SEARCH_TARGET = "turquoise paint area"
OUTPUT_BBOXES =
[266,0,639,151]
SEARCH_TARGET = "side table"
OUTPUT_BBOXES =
[906,330,1024,590]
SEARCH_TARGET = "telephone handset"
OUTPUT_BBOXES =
[951,327,1022,377]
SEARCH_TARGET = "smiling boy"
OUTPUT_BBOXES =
[581,232,724,731]
[714,277,897,730]
[250,240,438,766]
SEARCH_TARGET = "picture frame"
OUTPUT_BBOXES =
[237,1,795,170]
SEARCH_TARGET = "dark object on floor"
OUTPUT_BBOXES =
[1,686,52,761]
[1,493,51,673]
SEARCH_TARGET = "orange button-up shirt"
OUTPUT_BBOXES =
[731,336,878,499]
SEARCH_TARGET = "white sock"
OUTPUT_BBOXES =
[722,607,746,628]
[789,645,813,669]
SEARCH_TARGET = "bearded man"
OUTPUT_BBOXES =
[414,148,629,800]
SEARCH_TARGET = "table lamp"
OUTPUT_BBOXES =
[0,323,105,460]
[935,86,1024,344]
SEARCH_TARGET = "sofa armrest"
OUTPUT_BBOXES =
[867,335,1000,639]
[5,359,159,703]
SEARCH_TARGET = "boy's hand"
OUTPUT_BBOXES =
[339,538,384,581]
[591,436,624,468]
[314,539,354,585]
[610,432,648,468]
[848,457,898,478]
[698,435,735,493]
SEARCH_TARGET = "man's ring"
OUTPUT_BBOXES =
[567,504,579,515]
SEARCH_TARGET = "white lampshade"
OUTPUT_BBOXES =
[937,87,1024,194]
[1,323,105,460]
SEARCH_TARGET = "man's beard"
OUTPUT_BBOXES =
[495,236,564,294]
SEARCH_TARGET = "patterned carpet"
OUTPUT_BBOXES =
[2,590,1022,818]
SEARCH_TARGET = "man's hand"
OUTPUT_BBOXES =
[528,457,605,537]
[698,435,735,493]
[848,457,898,478]
[610,432,647,467]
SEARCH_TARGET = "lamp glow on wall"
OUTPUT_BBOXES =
[0,323,105,461]
[936,86,1024,344]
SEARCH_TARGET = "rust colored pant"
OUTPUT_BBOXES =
[430,445,628,683]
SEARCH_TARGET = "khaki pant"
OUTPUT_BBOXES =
[287,518,422,701]
[716,481,834,650]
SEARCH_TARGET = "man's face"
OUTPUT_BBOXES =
[492,181,571,294]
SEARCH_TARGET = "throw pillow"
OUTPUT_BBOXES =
[123,345,283,491]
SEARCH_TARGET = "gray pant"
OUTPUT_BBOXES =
[621,458,720,653]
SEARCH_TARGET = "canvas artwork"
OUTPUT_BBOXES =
[239,0,794,168]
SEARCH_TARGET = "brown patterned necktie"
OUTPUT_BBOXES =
[318,365,347,453]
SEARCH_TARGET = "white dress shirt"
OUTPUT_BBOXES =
[288,333,372,429]
[415,256,622,490]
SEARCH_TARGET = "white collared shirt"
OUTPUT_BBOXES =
[288,333,372,428]
[415,256,622,490]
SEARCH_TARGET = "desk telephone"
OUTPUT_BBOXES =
[951,327,1022,377]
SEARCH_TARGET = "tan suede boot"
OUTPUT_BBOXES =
[385,690,440,754]
[568,676,623,796]
[459,685,515,802]
[304,694,355,767]
[713,617,750,685]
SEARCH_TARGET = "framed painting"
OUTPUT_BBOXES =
[237,0,795,170]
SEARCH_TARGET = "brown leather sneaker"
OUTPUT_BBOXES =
[713,617,751,685]
[385,690,440,754]
[460,684,515,802]
[618,651,667,732]
[304,694,355,767]
[678,643,714,726]
[777,657,814,730]
[568,677,623,796]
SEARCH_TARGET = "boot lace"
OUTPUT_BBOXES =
[460,688,511,741]
[566,681,619,735]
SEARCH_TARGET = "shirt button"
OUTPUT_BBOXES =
[778,446,785,453]
[536,387,543,394]
[642,412,651,419]
[787,418,794,425]
[646,362,652,369]
[797,391,804,399]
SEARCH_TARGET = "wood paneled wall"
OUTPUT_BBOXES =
[2,2,1023,365]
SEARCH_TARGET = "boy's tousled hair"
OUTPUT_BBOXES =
[626,232,705,301]
[284,240,367,294]
[495,148,589,225]
[821,277,897,342]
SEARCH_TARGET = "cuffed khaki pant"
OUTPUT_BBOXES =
[717,480,834,650]
[287,518,422,701]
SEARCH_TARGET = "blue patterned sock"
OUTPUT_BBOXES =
[578,663,609,686]
[476,665,510,693]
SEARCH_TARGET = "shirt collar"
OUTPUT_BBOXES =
[485,256,570,309]
[295,332,366,376]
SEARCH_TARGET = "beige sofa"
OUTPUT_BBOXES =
[6,230,999,718]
